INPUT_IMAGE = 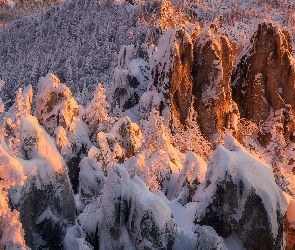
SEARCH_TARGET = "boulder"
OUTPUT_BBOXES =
[194,135,287,250]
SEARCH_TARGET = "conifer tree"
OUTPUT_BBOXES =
[84,83,113,138]
[172,99,212,160]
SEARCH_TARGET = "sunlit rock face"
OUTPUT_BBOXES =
[139,28,194,126]
[231,22,295,141]
[192,23,239,139]
[194,136,287,250]
[36,73,79,136]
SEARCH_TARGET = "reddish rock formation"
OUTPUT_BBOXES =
[192,23,239,139]
[231,23,295,141]
[139,27,194,127]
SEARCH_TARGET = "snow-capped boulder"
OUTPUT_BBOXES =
[112,44,150,112]
[173,152,207,203]
[77,164,179,249]
[79,157,105,206]
[139,27,194,126]
[194,135,287,250]
[36,73,79,136]
[111,116,142,158]
[10,115,76,250]
[192,23,240,139]
[231,23,295,142]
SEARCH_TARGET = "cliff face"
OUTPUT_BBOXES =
[139,27,194,127]
[231,23,295,140]
[192,23,239,138]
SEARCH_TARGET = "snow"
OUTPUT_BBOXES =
[36,206,58,225]
[159,192,196,232]
[173,152,207,199]
[0,144,26,249]
[224,232,246,250]
[20,115,65,174]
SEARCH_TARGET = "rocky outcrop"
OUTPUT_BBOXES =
[78,157,105,207]
[11,115,75,249]
[139,27,194,127]
[192,23,239,139]
[37,73,91,193]
[36,73,79,136]
[194,136,287,250]
[78,164,179,249]
[111,116,142,158]
[231,23,295,141]
[112,44,150,112]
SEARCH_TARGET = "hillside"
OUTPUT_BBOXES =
[0,0,295,249]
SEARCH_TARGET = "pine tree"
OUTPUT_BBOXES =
[172,99,212,160]
[140,108,170,156]
[84,83,113,138]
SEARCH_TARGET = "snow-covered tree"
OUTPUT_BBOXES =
[83,83,113,138]
[140,108,170,155]
[0,145,26,249]
[172,100,212,160]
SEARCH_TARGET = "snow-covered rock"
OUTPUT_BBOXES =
[10,115,76,249]
[112,44,150,112]
[37,74,91,193]
[285,194,295,250]
[139,27,194,127]
[194,135,287,250]
[36,73,79,136]
[173,152,207,204]
[0,144,27,250]
[111,116,142,158]
[79,157,105,206]
[78,164,179,249]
